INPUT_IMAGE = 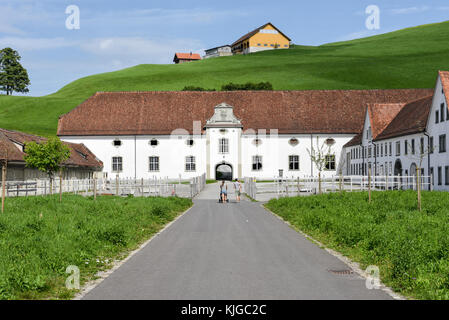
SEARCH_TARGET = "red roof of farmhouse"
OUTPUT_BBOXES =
[57,89,433,136]
[0,128,103,168]
[174,53,201,60]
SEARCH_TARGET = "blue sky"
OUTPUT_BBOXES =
[0,0,448,96]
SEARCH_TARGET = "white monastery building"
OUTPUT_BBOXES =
[342,71,449,191]
[57,87,435,182]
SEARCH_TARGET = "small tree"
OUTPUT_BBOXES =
[405,139,434,211]
[24,137,71,196]
[0,48,30,95]
[307,137,333,194]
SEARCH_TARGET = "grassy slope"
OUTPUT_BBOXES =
[265,191,449,300]
[1,21,448,136]
[0,195,192,299]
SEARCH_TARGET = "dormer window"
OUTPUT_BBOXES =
[288,138,299,146]
[325,138,336,146]
[113,139,122,147]
[253,138,262,146]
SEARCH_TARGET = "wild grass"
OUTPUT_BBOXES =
[265,191,449,300]
[1,21,448,136]
[0,195,192,300]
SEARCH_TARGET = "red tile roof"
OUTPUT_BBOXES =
[174,53,201,60]
[440,70,449,106]
[57,89,433,136]
[368,102,405,139]
[231,22,291,46]
[374,96,434,141]
[0,128,102,169]
[343,132,363,148]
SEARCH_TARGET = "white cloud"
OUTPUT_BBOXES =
[389,6,430,15]
[87,7,248,26]
[81,37,204,65]
[0,37,76,51]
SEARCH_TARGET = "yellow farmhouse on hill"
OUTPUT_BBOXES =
[231,22,291,54]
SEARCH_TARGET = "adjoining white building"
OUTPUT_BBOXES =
[343,71,449,191]
[204,45,232,59]
[57,89,431,181]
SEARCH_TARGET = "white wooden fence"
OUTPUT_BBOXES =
[244,174,432,201]
[2,174,206,199]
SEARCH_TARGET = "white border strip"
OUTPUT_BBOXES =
[73,205,193,300]
[263,204,406,300]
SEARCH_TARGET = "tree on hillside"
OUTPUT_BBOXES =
[24,137,71,195]
[0,48,30,95]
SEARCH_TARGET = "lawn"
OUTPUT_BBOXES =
[1,21,449,136]
[0,195,192,300]
[265,191,449,300]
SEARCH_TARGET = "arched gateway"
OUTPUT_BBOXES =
[215,163,233,181]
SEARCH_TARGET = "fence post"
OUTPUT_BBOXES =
[94,174,97,201]
[368,167,372,203]
[1,164,6,213]
[430,173,433,191]
[115,175,119,196]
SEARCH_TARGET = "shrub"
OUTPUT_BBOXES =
[221,81,273,91]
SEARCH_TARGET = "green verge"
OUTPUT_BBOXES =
[0,195,192,300]
[264,191,449,300]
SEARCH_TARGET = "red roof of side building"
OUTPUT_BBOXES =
[374,96,434,141]
[440,71,449,106]
[367,102,406,139]
[57,89,433,137]
[0,128,103,169]
[174,53,201,61]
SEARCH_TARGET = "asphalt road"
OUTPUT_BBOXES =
[83,183,391,300]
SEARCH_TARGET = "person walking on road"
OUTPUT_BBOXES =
[234,179,242,203]
[220,180,228,203]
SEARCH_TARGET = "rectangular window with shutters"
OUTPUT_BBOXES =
[252,155,262,171]
[445,166,449,186]
[112,157,123,172]
[219,138,229,154]
[185,156,196,172]
[396,141,401,156]
[289,155,299,171]
[325,155,336,171]
[430,136,434,154]
[439,135,446,153]
[149,156,159,171]
[441,103,445,122]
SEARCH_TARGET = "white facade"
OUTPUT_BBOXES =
[343,74,449,192]
[62,103,353,180]
[344,110,429,180]
[426,75,449,191]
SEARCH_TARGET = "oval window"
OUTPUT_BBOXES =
[149,139,159,146]
[252,138,262,146]
[186,139,194,146]
[325,138,336,146]
[289,138,299,146]
[113,139,122,147]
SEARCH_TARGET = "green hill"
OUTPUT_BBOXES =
[1,21,449,136]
